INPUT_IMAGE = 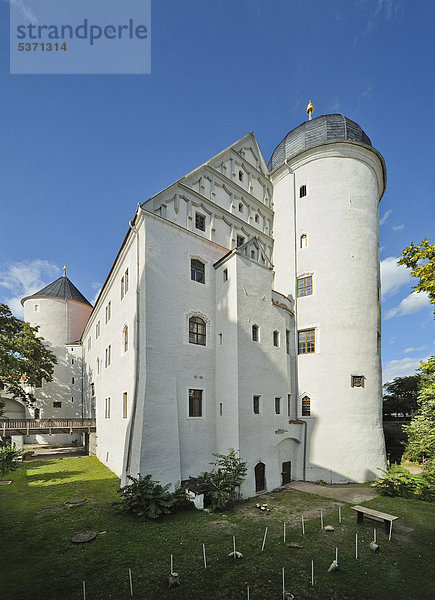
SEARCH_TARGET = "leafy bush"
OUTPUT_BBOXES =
[117,474,183,519]
[0,443,25,480]
[190,449,247,511]
[373,464,434,501]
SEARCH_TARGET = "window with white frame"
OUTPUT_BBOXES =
[105,397,111,419]
[105,345,111,367]
[297,275,312,297]
[301,396,311,416]
[105,301,111,324]
[275,397,281,414]
[298,329,315,354]
[191,259,205,284]
[195,212,205,231]
[96,320,101,338]
[189,316,206,346]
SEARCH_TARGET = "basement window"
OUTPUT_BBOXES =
[351,375,365,388]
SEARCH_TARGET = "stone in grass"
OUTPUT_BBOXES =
[168,573,180,588]
[71,532,96,544]
[228,551,244,559]
[287,542,303,549]
[324,525,335,531]
[328,560,338,572]
[66,498,87,506]
[283,591,295,600]
[370,541,379,552]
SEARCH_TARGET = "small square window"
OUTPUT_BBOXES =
[297,275,313,297]
[351,375,365,388]
[253,395,260,414]
[189,389,202,417]
[236,235,245,247]
[195,213,205,232]
[53,401,62,408]
[299,185,307,198]
[298,329,315,354]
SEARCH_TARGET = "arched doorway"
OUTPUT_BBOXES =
[278,438,300,484]
[255,462,266,493]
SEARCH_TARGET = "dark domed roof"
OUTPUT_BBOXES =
[21,275,92,307]
[268,114,374,172]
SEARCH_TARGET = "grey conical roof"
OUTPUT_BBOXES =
[21,275,92,307]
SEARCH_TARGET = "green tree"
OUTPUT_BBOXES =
[383,375,420,418]
[398,238,435,311]
[0,303,57,405]
[403,358,435,463]
[0,443,25,480]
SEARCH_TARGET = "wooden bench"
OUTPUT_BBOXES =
[351,505,398,534]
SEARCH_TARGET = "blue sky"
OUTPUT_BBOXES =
[0,0,433,382]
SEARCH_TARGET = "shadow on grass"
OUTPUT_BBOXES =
[26,470,86,484]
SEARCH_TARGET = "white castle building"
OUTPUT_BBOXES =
[14,110,387,496]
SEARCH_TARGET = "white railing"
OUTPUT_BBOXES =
[1,418,96,435]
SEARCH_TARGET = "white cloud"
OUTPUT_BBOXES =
[385,291,431,319]
[402,346,428,354]
[380,256,410,299]
[0,259,60,318]
[392,224,404,231]
[92,286,102,306]
[379,209,392,225]
[382,355,428,383]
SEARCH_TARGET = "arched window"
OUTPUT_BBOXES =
[255,462,266,493]
[300,233,307,248]
[122,324,128,352]
[189,316,206,346]
[302,396,311,416]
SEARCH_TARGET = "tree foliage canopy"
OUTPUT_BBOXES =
[383,375,420,418]
[0,303,57,405]
[398,238,435,310]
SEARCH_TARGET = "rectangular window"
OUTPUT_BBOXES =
[97,357,100,375]
[252,324,259,342]
[105,397,111,419]
[195,212,205,231]
[123,392,128,419]
[96,321,101,338]
[191,259,205,284]
[300,184,307,198]
[253,395,260,414]
[236,235,245,247]
[53,401,62,408]
[71,377,75,384]
[275,397,281,414]
[218,333,223,345]
[351,375,365,388]
[124,268,129,294]
[273,331,280,347]
[219,403,223,416]
[287,394,291,417]
[88,337,91,351]
[189,389,202,417]
[302,396,311,416]
[91,383,95,396]
[121,276,125,300]
[298,329,315,354]
[297,275,312,297]
[223,268,228,282]
[105,345,111,367]
[105,301,111,324]
[286,330,290,354]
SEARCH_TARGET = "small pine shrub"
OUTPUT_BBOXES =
[0,443,25,480]
[117,474,180,519]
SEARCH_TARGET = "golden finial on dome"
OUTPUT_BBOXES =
[306,100,314,120]
[63,265,67,277]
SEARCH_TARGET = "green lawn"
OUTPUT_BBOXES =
[1,456,434,600]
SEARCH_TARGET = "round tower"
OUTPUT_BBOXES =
[21,273,92,429]
[269,113,387,483]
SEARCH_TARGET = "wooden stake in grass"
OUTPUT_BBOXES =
[336,547,338,563]
[311,560,314,586]
[389,520,393,541]
[373,528,377,544]
[338,506,342,523]
[302,514,305,535]
[233,535,236,560]
[261,526,268,552]
[129,568,133,597]
[283,521,286,543]
[247,584,250,599]
[282,567,285,597]
[355,533,358,559]
[202,543,207,569]
[82,581,86,600]
[320,510,324,530]
[170,554,174,574]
